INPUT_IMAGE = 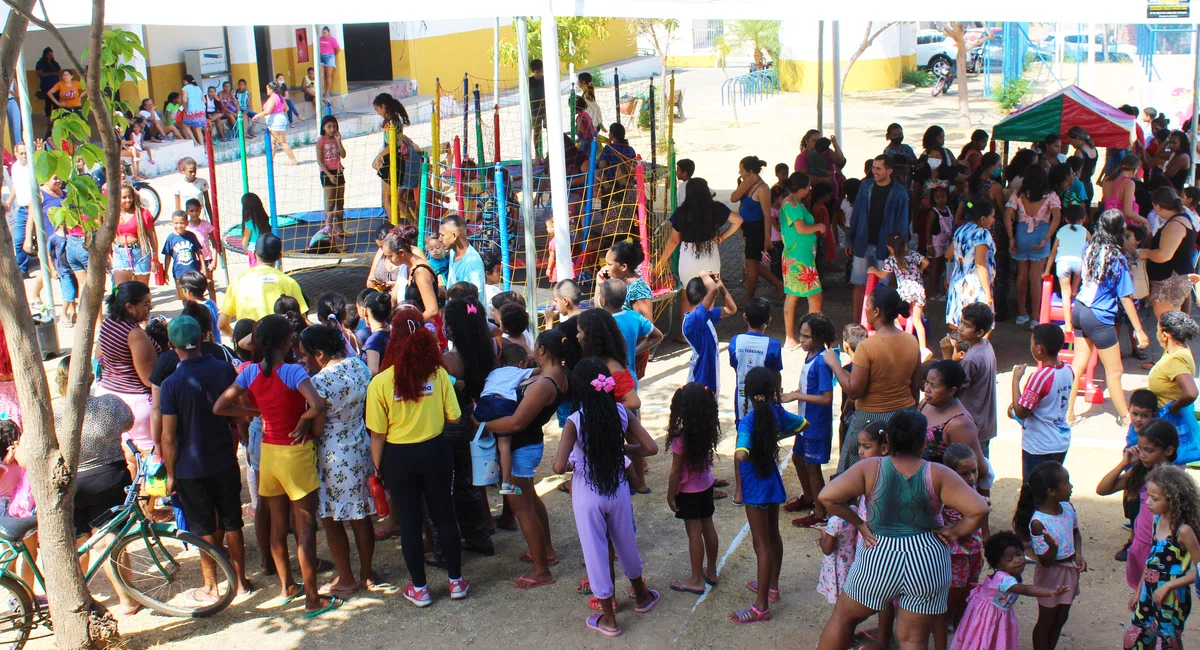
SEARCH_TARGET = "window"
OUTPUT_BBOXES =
[692,19,723,52]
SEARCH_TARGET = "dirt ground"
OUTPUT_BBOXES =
[22,64,1187,649]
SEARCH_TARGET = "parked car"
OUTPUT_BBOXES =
[916,29,958,77]
[1038,32,1136,62]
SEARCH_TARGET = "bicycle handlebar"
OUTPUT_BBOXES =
[121,440,148,508]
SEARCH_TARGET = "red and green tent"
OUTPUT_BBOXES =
[992,85,1135,148]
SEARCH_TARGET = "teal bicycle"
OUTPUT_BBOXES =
[0,443,236,648]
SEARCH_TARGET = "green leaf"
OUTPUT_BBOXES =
[77,143,104,168]
[33,150,57,184]
[54,153,71,182]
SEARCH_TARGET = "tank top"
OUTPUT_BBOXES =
[739,181,766,223]
[865,457,942,537]
[116,209,151,240]
[921,412,966,464]
[404,263,435,312]
[1147,214,1197,281]
[1079,148,1098,199]
[98,318,150,394]
[510,376,567,452]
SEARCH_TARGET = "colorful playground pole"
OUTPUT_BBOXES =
[493,110,501,164]
[669,72,677,211]
[453,136,464,214]
[462,74,469,162]
[417,154,430,251]
[203,126,231,285]
[492,19,501,164]
[264,127,278,229]
[495,164,511,291]
[515,17,540,335]
[613,69,621,127]
[635,160,651,286]
[237,113,249,197]
[473,85,485,166]
[310,24,323,140]
[648,77,657,209]
[15,50,54,310]
[433,78,442,168]
[568,84,576,143]
[388,124,399,225]
[580,139,599,248]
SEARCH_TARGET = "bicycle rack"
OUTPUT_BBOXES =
[720,70,781,108]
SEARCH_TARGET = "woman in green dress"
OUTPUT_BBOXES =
[779,172,826,350]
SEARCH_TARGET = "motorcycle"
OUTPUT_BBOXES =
[931,63,957,97]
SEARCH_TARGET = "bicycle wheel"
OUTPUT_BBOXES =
[136,184,161,221]
[0,575,34,650]
[109,527,236,617]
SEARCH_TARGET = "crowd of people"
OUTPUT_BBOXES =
[6,61,1200,646]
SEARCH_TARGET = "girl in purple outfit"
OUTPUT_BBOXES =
[553,358,661,637]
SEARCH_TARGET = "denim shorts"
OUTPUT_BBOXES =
[64,235,88,271]
[320,53,336,67]
[1013,222,1051,261]
[59,272,77,302]
[113,244,151,273]
[268,112,288,132]
[1055,257,1082,278]
[511,443,544,479]
[850,250,880,285]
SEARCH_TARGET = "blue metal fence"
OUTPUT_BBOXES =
[721,69,780,107]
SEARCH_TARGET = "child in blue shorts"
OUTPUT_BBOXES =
[781,312,835,528]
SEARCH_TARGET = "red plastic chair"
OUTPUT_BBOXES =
[1039,275,1103,404]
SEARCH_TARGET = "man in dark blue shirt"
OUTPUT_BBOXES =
[160,314,252,596]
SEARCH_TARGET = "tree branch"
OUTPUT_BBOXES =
[1,0,88,75]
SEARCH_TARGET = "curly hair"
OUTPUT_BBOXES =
[577,308,628,367]
[983,531,1024,570]
[442,299,496,402]
[798,312,836,350]
[1147,464,1200,537]
[572,358,628,498]
[381,305,444,401]
[743,367,781,477]
[1083,209,1130,285]
[666,383,721,476]
[1160,310,1199,344]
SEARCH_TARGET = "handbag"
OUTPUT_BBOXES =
[153,264,166,287]
[1129,259,1150,300]
[1159,400,1200,465]
[469,423,500,487]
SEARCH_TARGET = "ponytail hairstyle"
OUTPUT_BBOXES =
[739,155,767,176]
[534,329,568,368]
[1012,461,1068,537]
[105,281,151,323]
[968,152,1002,196]
[1152,186,1185,214]
[963,198,995,223]
[300,324,347,360]
[363,290,392,325]
[373,92,411,129]
[441,298,496,402]
[1067,125,1095,149]
[887,233,911,273]
[1003,149,1037,183]
[666,382,721,476]
[252,314,294,377]
[381,305,443,400]
[743,366,781,477]
[384,224,419,254]
[572,357,627,497]
[609,122,627,144]
[316,293,348,327]
[1125,418,1180,503]
[868,284,911,323]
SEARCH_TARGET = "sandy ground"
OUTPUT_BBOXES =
[19,62,1190,649]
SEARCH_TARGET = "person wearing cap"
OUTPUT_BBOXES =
[159,314,253,598]
[218,234,308,339]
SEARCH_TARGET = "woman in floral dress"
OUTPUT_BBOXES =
[946,199,996,329]
[779,172,826,350]
[301,324,377,595]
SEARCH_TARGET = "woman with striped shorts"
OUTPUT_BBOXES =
[816,410,989,650]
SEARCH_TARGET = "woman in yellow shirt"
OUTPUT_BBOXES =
[1147,310,1199,413]
[366,305,467,608]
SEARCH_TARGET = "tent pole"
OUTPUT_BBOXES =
[1190,24,1200,187]
[1087,22,1096,92]
[15,51,53,311]
[816,21,824,133]
[832,21,843,147]
[541,9,574,284]
[516,17,539,335]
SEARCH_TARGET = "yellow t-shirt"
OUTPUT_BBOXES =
[220,265,308,322]
[1148,348,1196,408]
[366,366,460,444]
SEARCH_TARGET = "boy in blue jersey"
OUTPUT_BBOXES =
[682,271,736,396]
[781,312,836,528]
[726,296,779,506]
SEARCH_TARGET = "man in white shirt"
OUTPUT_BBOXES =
[6,144,33,275]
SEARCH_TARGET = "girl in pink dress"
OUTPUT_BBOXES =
[952,532,1069,650]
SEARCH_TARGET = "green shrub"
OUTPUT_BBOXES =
[993,79,1032,110]
[588,66,609,87]
[902,67,934,88]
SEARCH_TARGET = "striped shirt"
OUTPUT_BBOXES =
[98,318,151,394]
[1017,362,1074,455]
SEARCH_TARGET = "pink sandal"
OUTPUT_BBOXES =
[746,580,781,603]
[586,613,622,637]
[730,604,772,624]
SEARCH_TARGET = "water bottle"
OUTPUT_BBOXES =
[369,476,390,517]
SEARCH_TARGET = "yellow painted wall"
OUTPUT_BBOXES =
[146,62,184,109]
[229,62,262,111]
[666,54,718,68]
[585,19,635,68]
[118,79,151,105]
[778,54,908,93]
[401,24,517,99]
[391,39,412,83]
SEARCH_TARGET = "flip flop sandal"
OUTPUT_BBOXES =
[633,588,661,613]
[713,478,730,488]
[746,580,781,603]
[729,604,772,624]
[182,588,220,605]
[589,596,621,612]
[586,613,622,637]
[277,583,304,606]
[303,596,343,619]
[374,527,400,541]
[669,580,705,595]
[577,578,592,594]
[512,576,557,590]
[713,490,729,500]
[704,576,719,587]
[318,583,360,597]
[520,552,561,566]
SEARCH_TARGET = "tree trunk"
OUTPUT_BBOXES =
[955,32,971,127]
[0,0,124,646]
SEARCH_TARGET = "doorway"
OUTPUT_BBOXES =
[253,26,272,100]
[343,23,393,83]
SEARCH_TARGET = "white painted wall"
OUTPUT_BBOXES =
[144,25,225,66]
[780,20,910,62]
[392,18,513,41]
[21,25,91,72]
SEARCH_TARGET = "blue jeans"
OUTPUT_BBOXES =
[6,96,20,148]
[8,207,27,273]
[1021,449,1067,482]
[284,98,299,124]
[64,235,88,271]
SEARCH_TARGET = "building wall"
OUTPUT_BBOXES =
[144,25,226,106]
[776,21,914,93]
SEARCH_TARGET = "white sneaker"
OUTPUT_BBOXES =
[1014,315,1031,325]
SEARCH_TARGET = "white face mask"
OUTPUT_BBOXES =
[928,158,943,170]
[1056,153,1068,164]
